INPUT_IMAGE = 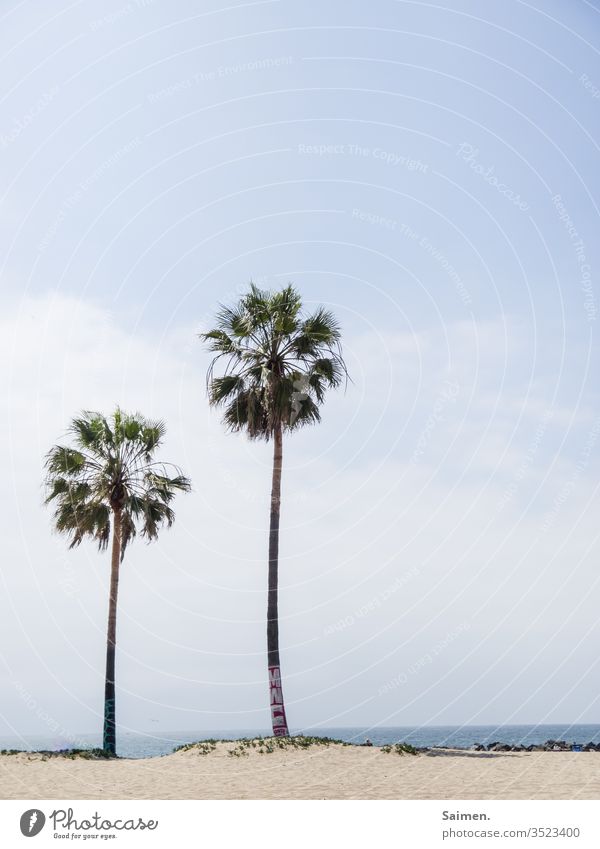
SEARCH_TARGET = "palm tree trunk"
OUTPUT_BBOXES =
[103,508,121,754]
[267,423,289,737]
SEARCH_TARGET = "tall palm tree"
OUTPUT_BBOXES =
[201,284,346,736]
[44,409,191,755]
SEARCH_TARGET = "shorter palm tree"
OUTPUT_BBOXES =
[45,408,191,755]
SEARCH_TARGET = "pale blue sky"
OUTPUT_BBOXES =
[1,0,599,743]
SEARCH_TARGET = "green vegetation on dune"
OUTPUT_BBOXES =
[381,743,419,756]
[173,740,219,755]
[0,748,117,759]
[174,735,351,756]
[1,740,421,760]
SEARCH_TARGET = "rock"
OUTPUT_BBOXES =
[544,739,569,751]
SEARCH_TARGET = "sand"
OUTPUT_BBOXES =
[1,745,600,800]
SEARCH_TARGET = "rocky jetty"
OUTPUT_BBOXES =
[468,739,600,753]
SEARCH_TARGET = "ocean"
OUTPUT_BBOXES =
[2,725,600,759]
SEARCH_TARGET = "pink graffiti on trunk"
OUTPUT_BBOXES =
[268,665,289,736]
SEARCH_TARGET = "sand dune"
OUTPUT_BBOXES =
[2,744,600,800]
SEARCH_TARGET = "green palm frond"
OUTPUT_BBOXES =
[210,374,246,404]
[200,283,347,440]
[44,409,191,555]
[45,446,87,479]
[299,306,340,343]
[52,498,111,551]
[70,413,109,451]
[202,329,240,355]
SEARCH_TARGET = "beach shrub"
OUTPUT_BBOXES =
[3,748,117,760]
[64,748,117,759]
[172,735,351,757]
[228,744,251,758]
[228,735,350,755]
[174,740,218,756]
[381,742,419,756]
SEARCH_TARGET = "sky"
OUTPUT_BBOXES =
[1,0,600,745]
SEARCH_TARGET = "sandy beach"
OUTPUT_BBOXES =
[1,744,600,800]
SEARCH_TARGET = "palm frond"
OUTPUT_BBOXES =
[51,498,111,551]
[208,374,246,406]
[45,408,191,557]
[200,283,347,439]
[45,446,87,479]
[301,306,341,342]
